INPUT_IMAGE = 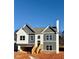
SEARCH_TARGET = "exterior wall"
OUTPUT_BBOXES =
[44,33,56,41]
[28,34,35,43]
[42,32,56,51]
[43,42,56,51]
[35,34,43,47]
[16,28,28,44]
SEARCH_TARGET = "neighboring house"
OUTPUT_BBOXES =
[15,20,59,53]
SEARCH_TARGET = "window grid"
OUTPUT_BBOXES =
[46,45,52,50]
[31,36,34,40]
[20,36,25,40]
[46,34,53,40]
[30,35,34,40]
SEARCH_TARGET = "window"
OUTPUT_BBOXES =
[23,36,25,40]
[29,35,35,43]
[38,36,40,39]
[50,35,52,40]
[20,36,22,40]
[46,45,52,50]
[46,45,49,50]
[50,45,52,50]
[29,35,35,41]
[46,35,49,40]
[46,34,52,40]
[30,36,34,40]
[20,36,25,40]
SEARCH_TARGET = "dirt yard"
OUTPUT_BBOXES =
[14,51,64,59]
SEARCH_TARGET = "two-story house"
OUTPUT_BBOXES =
[15,20,59,54]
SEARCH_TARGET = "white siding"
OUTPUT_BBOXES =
[35,34,43,46]
[16,28,28,44]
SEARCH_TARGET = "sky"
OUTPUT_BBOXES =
[14,0,64,32]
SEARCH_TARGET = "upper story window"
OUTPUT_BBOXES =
[30,35,35,40]
[38,35,40,39]
[30,35,34,40]
[46,35,49,40]
[50,35,52,40]
[20,36,25,40]
[29,35,35,43]
[46,34,53,40]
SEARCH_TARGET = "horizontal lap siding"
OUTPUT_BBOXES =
[43,33,56,51]
[44,33,56,41]
[17,29,28,44]
[28,35,35,43]
[43,42,56,50]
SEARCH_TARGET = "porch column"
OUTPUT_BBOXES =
[56,19,59,54]
[18,45,22,51]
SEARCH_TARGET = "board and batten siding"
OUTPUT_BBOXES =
[16,28,28,44]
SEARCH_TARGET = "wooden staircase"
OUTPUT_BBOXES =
[32,45,37,54]
[32,44,42,54]
[36,44,42,54]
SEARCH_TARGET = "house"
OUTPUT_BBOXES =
[15,20,59,54]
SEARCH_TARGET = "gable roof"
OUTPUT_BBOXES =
[17,24,56,34]
[22,24,35,34]
[41,26,56,33]
[33,28,45,34]
[52,26,57,32]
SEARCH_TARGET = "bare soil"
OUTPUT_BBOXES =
[14,51,64,59]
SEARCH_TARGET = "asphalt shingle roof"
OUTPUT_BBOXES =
[33,28,45,34]
[16,24,57,34]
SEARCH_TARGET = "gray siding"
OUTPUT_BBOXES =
[43,42,56,50]
[28,35,35,43]
[44,33,56,41]
[53,34,56,41]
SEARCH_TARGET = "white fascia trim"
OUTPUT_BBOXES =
[16,28,27,35]
[22,24,27,28]
[16,28,22,34]
[41,25,49,33]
